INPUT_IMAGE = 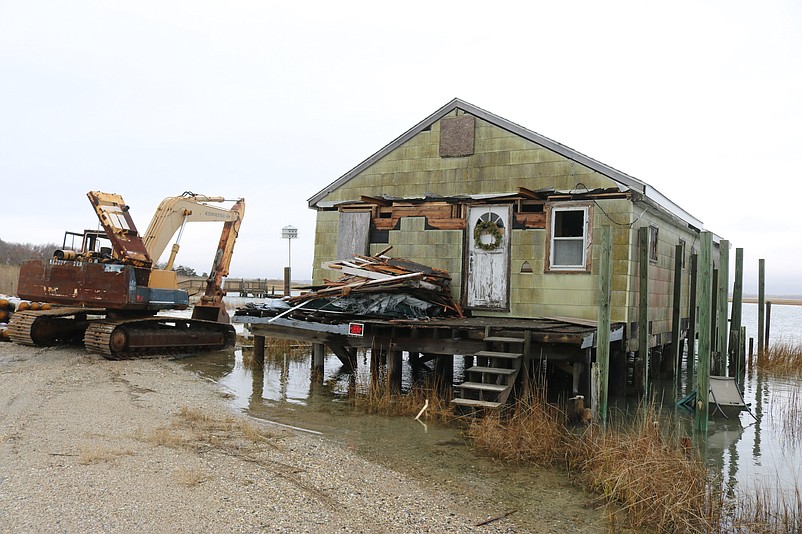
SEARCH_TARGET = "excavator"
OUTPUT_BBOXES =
[8,191,245,359]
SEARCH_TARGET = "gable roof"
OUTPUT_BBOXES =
[308,98,703,229]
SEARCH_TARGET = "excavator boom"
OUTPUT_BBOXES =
[11,190,245,358]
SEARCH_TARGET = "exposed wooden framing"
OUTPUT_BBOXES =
[360,195,392,206]
[513,212,546,228]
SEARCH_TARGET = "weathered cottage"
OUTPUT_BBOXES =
[305,98,721,402]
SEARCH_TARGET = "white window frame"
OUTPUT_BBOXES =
[548,205,590,271]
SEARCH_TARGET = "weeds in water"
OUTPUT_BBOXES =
[757,341,802,376]
[465,395,719,532]
[350,372,453,422]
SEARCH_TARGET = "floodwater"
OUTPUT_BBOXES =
[184,348,607,532]
[182,300,802,526]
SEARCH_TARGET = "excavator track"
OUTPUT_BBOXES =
[8,308,105,346]
[84,316,236,359]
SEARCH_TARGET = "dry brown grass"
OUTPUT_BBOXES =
[144,406,280,454]
[78,445,134,465]
[350,373,453,422]
[173,467,208,487]
[757,341,802,376]
[465,395,719,532]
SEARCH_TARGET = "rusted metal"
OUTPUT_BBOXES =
[86,191,153,268]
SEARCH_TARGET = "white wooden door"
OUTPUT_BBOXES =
[466,205,510,309]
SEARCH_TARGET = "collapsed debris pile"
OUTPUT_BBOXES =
[238,250,464,321]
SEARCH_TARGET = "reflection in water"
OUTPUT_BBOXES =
[185,302,802,511]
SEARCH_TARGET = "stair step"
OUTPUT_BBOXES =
[465,366,517,375]
[484,336,525,344]
[474,350,522,359]
[451,398,503,409]
[458,382,508,393]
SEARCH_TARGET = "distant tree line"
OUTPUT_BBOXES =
[1,238,199,276]
[0,238,58,265]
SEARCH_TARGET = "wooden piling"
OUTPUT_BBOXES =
[283,266,291,297]
[765,301,772,352]
[596,225,612,424]
[716,240,729,375]
[312,342,325,374]
[253,335,265,366]
[387,348,402,394]
[758,259,765,358]
[638,226,650,401]
[687,253,698,381]
[710,268,719,375]
[695,232,713,433]
[729,248,744,377]
[671,242,683,388]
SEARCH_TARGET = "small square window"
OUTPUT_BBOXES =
[547,204,591,272]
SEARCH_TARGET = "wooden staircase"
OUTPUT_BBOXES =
[451,335,525,410]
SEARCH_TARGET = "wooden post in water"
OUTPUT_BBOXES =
[671,243,683,389]
[765,301,772,352]
[695,232,713,433]
[311,343,325,375]
[253,335,265,366]
[687,253,698,381]
[758,259,765,359]
[716,240,730,375]
[638,226,650,401]
[729,248,744,377]
[596,226,612,424]
[387,347,402,394]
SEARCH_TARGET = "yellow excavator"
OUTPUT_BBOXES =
[9,191,245,359]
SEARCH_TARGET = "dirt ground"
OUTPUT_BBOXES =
[0,342,606,533]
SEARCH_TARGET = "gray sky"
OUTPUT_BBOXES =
[1,1,800,296]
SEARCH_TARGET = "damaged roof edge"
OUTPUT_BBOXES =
[307,98,705,229]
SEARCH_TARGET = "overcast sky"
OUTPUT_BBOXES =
[1,1,800,296]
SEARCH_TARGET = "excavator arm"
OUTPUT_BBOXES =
[191,197,245,324]
[142,192,243,269]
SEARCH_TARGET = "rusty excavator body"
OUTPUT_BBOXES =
[8,191,245,359]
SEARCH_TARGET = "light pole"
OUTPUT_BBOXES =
[281,225,297,297]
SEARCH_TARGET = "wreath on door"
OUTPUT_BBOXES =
[474,219,503,251]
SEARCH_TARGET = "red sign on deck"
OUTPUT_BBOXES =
[348,322,365,337]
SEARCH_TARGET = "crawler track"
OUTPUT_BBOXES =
[84,316,236,359]
[7,308,104,346]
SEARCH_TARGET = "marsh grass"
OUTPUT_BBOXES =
[350,372,453,422]
[465,394,719,532]
[758,341,802,376]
